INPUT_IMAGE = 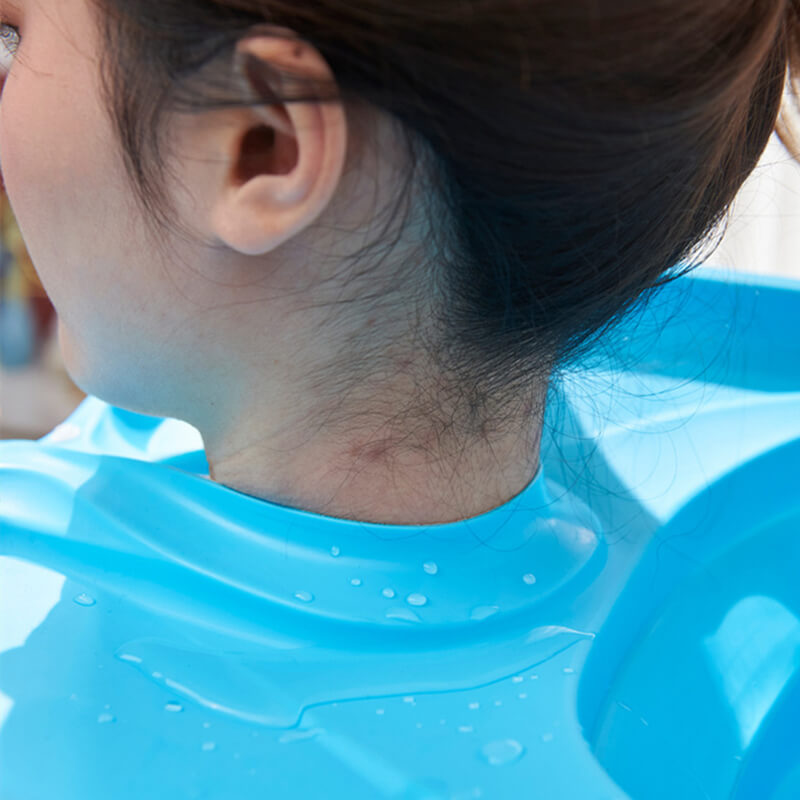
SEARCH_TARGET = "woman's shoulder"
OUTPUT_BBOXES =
[0,395,208,471]
[0,397,210,543]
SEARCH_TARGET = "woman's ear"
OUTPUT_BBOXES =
[210,28,348,256]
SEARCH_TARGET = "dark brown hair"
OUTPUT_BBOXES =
[87,0,800,423]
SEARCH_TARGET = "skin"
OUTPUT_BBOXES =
[0,0,542,524]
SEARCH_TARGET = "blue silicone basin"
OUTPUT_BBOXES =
[1,266,798,799]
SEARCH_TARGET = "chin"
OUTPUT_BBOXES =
[54,319,102,404]
[55,316,189,423]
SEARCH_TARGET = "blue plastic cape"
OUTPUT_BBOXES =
[1,267,799,800]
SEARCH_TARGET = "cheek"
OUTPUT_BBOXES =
[0,81,62,263]
[0,71,114,303]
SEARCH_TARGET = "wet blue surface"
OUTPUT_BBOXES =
[1,266,799,799]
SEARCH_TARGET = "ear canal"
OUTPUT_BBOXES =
[234,125,279,185]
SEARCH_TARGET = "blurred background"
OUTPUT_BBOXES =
[1,134,800,441]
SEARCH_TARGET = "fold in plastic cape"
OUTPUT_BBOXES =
[2,268,799,800]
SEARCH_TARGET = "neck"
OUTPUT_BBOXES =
[205,413,543,525]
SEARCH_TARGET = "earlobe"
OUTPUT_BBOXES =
[211,31,348,257]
